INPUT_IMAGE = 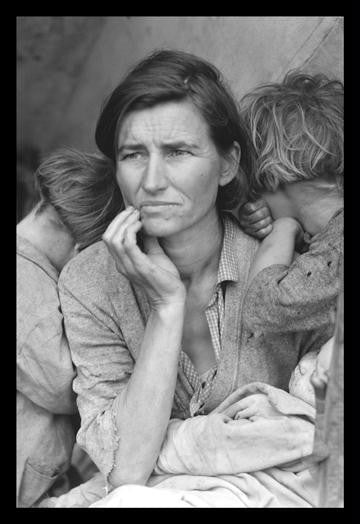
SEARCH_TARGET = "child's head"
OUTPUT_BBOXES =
[288,350,318,406]
[240,70,343,201]
[289,336,335,406]
[35,147,123,250]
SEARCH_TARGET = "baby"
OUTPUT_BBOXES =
[231,336,334,423]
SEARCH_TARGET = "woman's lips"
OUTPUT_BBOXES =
[140,201,178,207]
[140,202,179,212]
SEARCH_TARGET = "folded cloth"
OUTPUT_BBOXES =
[37,472,107,508]
[90,466,319,508]
[41,383,322,507]
[155,382,317,476]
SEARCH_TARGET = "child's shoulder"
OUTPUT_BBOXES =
[308,208,343,254]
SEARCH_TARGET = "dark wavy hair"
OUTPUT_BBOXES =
[240,70,344,199]
[95,49,255,210]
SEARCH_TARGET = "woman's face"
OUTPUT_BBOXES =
[115,100,233,237]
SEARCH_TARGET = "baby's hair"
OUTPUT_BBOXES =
[35,147,123,250]
[240,70,343,198]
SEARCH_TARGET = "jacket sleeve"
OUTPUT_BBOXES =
[17,299,77,414]
[155,413,315,476]
[242,237,342,333]
[58,268,135,480]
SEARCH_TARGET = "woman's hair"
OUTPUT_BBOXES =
[95,48,255,210]
[35,147,123,250]
[240,70,344,199]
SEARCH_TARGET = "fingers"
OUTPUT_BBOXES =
[238,199,273,241]
[234,407,254,420]
[223,397,251,418]
[242,207,271,224]
[103,206,138,240]
[122,222,154,272]
[103,207,150,277]
[242,198,268,214]
[103,208,139,257]
[248,216,273,230]
[142,235,163,255]
[242,223,273,240]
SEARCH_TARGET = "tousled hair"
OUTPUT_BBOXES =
[95,49,255,210]
[240,70,344,199]
[35,148,123,250]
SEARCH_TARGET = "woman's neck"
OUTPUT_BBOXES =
[159,209,223,287]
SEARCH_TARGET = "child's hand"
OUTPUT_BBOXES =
[238,199,273,239]
[224,393,281,420]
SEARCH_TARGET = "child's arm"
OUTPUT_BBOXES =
[243,215,342,334]
[247,217,303,286]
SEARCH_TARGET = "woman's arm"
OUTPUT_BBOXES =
[101,207,187,487]
[110,302,185,486]
[60,206,187,489]
[59,261,185,488]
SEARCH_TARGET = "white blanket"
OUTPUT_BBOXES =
[90,383,322,507]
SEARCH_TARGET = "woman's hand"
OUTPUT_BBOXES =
[238,199,273,239]
[223,393,282,420]
[102,206,186,309]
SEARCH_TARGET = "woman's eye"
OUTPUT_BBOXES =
[168,149,190,158]
[121,152,143,161]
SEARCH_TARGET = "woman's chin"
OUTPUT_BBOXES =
[141,217,178,238]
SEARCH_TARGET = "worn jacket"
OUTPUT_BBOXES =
[243,209,343,333]
[58,215,332,479]
[17,235,77,507]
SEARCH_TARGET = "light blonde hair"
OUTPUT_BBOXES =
[35,147,123,250]
[240,71,343,199]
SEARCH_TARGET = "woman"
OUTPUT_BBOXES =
[58,50,332,498]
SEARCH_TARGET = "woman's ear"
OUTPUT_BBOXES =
[219,141,241,187]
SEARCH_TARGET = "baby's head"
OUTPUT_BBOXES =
[240,71,343,211]
[289,350,318,405]
[289,337,335,405]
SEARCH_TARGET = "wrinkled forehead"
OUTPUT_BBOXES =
[117,99,212,147]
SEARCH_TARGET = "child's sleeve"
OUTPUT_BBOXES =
[243,237,342,333]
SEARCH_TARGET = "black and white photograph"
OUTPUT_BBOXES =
[16,16,344,508]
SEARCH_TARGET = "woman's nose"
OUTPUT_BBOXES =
[141,154,168,193]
